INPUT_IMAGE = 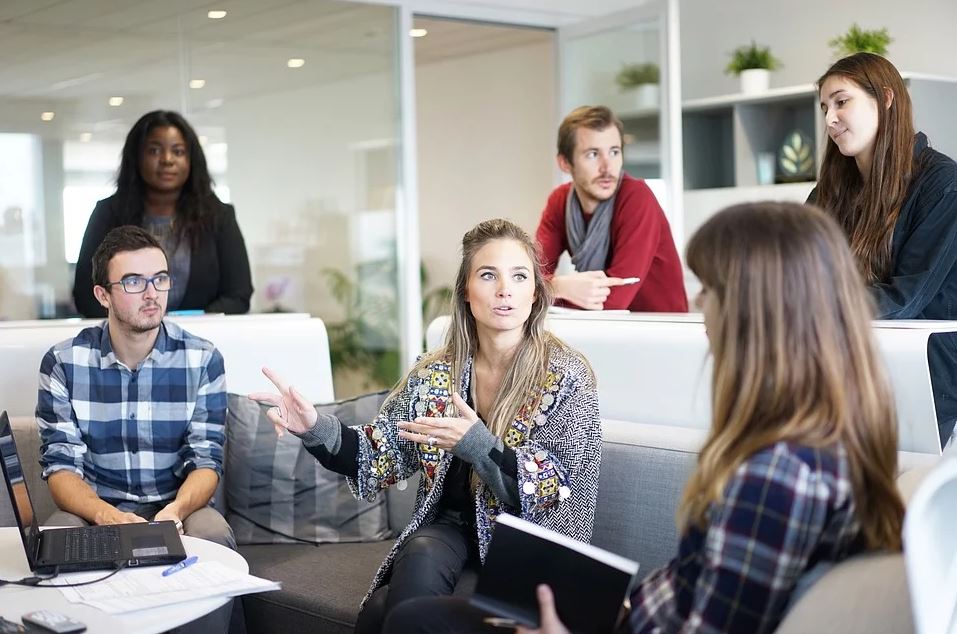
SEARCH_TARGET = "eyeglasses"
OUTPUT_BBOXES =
[105,274,172,294]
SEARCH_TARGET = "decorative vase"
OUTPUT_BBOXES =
[632,84,660,110]
[739,68,770,94]
[778,130,816,182]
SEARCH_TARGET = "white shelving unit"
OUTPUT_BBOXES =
[678,73,957,253]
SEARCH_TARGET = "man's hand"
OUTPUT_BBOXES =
[92,507,147,526]
[154,504,185,534]
[516,585,571,634]
[550,271,625,310]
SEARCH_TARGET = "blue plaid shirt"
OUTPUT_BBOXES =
[628,442,863,633]
[36,320,226,509]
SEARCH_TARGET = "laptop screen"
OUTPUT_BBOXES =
[0,411,41,567]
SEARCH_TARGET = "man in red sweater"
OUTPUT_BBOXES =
[535,106,688,312]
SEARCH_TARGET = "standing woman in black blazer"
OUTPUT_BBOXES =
[73,110,253,316]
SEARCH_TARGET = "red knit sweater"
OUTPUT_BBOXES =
[535,174,688,312]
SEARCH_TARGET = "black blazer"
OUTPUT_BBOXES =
[809,132,957,444]
[73,195,254,317]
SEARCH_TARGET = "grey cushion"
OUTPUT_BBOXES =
[774,552,914,634]
[5,416,56,525]
[225,391,391,545]
[593,441,697,577]
[240,541,394,634]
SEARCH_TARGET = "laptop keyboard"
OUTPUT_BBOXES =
[61,526,122,562]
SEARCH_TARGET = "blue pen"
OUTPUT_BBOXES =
[162,555,199,577]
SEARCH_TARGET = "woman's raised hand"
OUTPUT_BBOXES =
[248,366,317,436]
[397,392,478,450]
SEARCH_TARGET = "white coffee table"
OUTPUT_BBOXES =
[0,528,248,633]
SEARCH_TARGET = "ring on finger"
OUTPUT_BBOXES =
[427,435,437,446]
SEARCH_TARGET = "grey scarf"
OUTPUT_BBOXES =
[564,177,621,272]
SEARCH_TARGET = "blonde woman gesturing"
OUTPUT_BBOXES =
[251,219,601,633]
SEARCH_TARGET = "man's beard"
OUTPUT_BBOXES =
[116,303,164,333]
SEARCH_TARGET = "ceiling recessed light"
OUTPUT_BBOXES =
[287,58,305,68]
[206,98,224,109]
[40,111,55,122]
[108,96,124,107]
[207,10,227,19]
[409,28,428,38]
[189,79,206,89]
[79,132,93,142]
[199,135,208,145]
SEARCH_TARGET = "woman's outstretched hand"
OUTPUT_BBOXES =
[397,392,478,450]
[248,366,317,436]
[516,585,571,634]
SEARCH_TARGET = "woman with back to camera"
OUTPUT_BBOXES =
[811,52,957,447]
[515,202,904,633]
[73,110,253,317]
[251,218,602,632]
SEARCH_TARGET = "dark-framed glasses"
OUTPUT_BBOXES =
[105,273,172,294]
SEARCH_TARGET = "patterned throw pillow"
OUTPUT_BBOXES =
[225,391,392,545]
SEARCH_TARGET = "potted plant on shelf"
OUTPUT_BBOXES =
[829,24,892,57]
[615,63,660,110]
[725,40,781,95]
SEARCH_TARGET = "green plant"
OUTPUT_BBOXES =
[322,261,452,391]
[724,40,781,75]
[322,264,400,389]
[829,24,892,57]
[615,63,660,91]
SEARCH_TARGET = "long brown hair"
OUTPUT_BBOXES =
[682,202,903,550]
[407,219,565,439]
[815,53,915,283]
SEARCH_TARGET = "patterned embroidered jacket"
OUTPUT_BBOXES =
[346,343,602,606]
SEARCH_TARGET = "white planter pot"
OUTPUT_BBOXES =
[740,68,770,94]
[631,84,660,110]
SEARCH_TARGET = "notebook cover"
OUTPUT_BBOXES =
[470,514,638,633]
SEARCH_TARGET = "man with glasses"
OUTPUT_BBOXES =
[35,226,234,548]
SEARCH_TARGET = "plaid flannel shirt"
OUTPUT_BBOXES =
[36,320,226,510]
[628,442,863,633]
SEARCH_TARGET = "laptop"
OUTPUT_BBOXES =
[0,410,187,573]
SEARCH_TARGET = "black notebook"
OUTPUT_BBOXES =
[470,513,639,633]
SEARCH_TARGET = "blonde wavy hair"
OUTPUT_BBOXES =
[682,202,903,550]
[407,218,565,440]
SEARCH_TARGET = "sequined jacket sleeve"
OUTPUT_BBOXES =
[344,369,423,501]
[482,352,603,547]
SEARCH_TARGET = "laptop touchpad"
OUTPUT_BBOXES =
[132,535,169,557]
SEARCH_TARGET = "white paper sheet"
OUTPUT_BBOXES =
[53,561,280,614]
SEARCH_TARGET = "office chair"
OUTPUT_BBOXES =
[904,455,957,634]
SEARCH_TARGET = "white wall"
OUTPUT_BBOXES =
[415,40,557,294]
[680,0,957,100]
[224,71,399,318]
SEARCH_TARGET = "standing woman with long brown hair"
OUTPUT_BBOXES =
[810,52,957,447]
[519,202,904,634]
[252,218,602,632]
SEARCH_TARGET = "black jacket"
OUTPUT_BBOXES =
[810,133,957,444]
[73,195,254,317]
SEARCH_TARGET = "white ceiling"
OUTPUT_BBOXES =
[0,0,557,141]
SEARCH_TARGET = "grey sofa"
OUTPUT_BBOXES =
[2,416,916,633]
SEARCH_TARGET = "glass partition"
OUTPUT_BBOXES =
[0,1,404,396]
[558,1,683,246]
